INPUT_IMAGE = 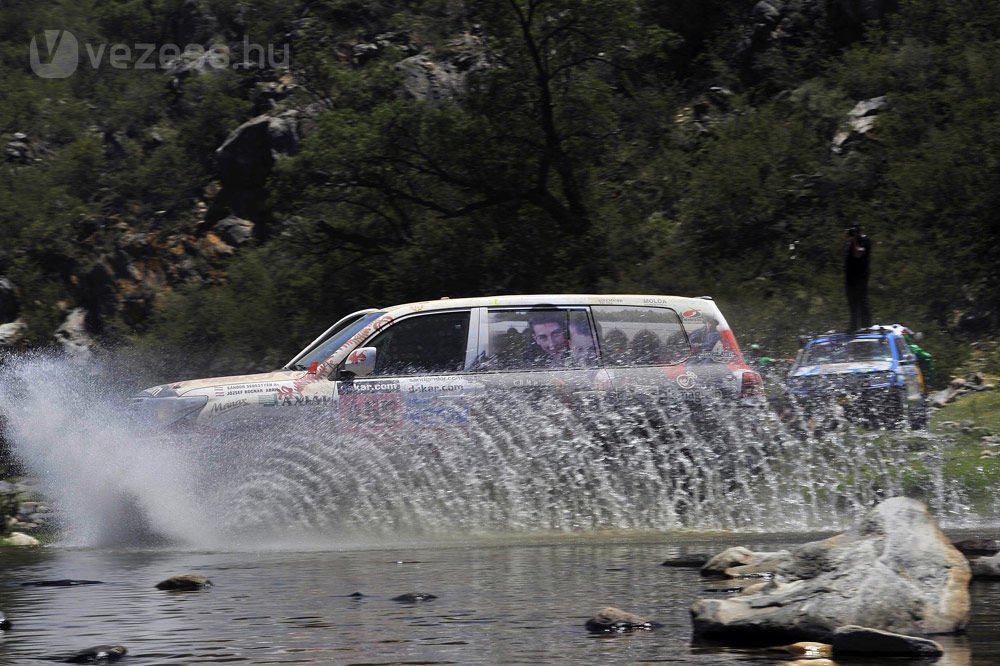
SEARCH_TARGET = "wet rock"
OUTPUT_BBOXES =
[3,532,40,547]
[690,498,971,644]
[968,553,1000,579]
[952,538,1000,557]
[661,554,710,568]
[700,546,791,578]
[585,606,661,633]
[830,625,943,657]
[155,574,212,590]
[347,591,365,598]
[64,644,127,663]
[391,592,437,603]
[22,579,103,587]
[0,611,10,629]
[0,320,28,347]
[776,641,832,658]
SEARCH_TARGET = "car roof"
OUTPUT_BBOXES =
[804,331,896,346]
[379,294,722,316]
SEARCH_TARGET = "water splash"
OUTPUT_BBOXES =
[0,352,972,549]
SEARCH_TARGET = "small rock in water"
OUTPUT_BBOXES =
[64,644,127,663]
[155,574,212,591]
[22,579,103,587]
[778,641,832,658]
[661,554,710,568]
[391,592,437,603]
[347,591,365,598]
[584,606,661,633]
[0,611,10,629]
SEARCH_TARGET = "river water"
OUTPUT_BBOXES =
[2,354,1000,664]
[2,533,1000,665]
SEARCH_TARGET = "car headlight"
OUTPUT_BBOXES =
[131,394,208,426]
[861,371,893,388]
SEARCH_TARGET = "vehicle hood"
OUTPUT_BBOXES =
[139,369,305,397]
[790,361,893,377]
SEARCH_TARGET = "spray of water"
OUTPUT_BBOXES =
[0,352,973,549]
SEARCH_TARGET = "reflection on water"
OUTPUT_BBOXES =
[1,537,999,665]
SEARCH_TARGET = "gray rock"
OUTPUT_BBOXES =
[155,574,212,590]
[214,215,254,246]
[690,498,971,644]
[831,625,943,656]
[930,387,959,407]
[54,308,95,359]
[585,606,661,633]
[3,532,41,547]
[0,320,27,347]
[952,538,1000,557]
[969,553,1000,579]
[64,645,127,663]
[701,546,791,578]
[391,592,437,603]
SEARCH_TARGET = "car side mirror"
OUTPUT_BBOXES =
[343,347,376,378]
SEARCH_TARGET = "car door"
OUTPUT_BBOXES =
[466,306,613,408]
[334,309,481,431]
[591,304,722,407]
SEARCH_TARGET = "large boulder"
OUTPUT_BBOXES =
[216,111,301,190]
[690,498,971,644]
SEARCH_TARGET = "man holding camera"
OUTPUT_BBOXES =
[845,224,872,330]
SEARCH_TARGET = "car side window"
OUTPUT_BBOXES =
[366,311,472,376]
[478,308,597,370]
[591,306,689,366]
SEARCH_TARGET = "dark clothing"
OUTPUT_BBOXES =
[845,235,872,330]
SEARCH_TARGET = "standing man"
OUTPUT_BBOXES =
[845,224,872,330]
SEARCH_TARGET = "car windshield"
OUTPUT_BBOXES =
[285,311,385,370]
[802,337,892,365]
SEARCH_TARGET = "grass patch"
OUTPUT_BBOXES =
[930,390,1000,512]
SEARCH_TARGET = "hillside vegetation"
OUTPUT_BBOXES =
[0,0,998,382]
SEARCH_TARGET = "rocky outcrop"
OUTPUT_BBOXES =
[701,546,791,577]
[832,96,889,152]
[54,308,96,359]
[2,531,41,547]
[395,34,488,104]
[690,498,971,644]
[215,110,302,224]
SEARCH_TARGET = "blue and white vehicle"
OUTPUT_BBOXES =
[785,326,927,430]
